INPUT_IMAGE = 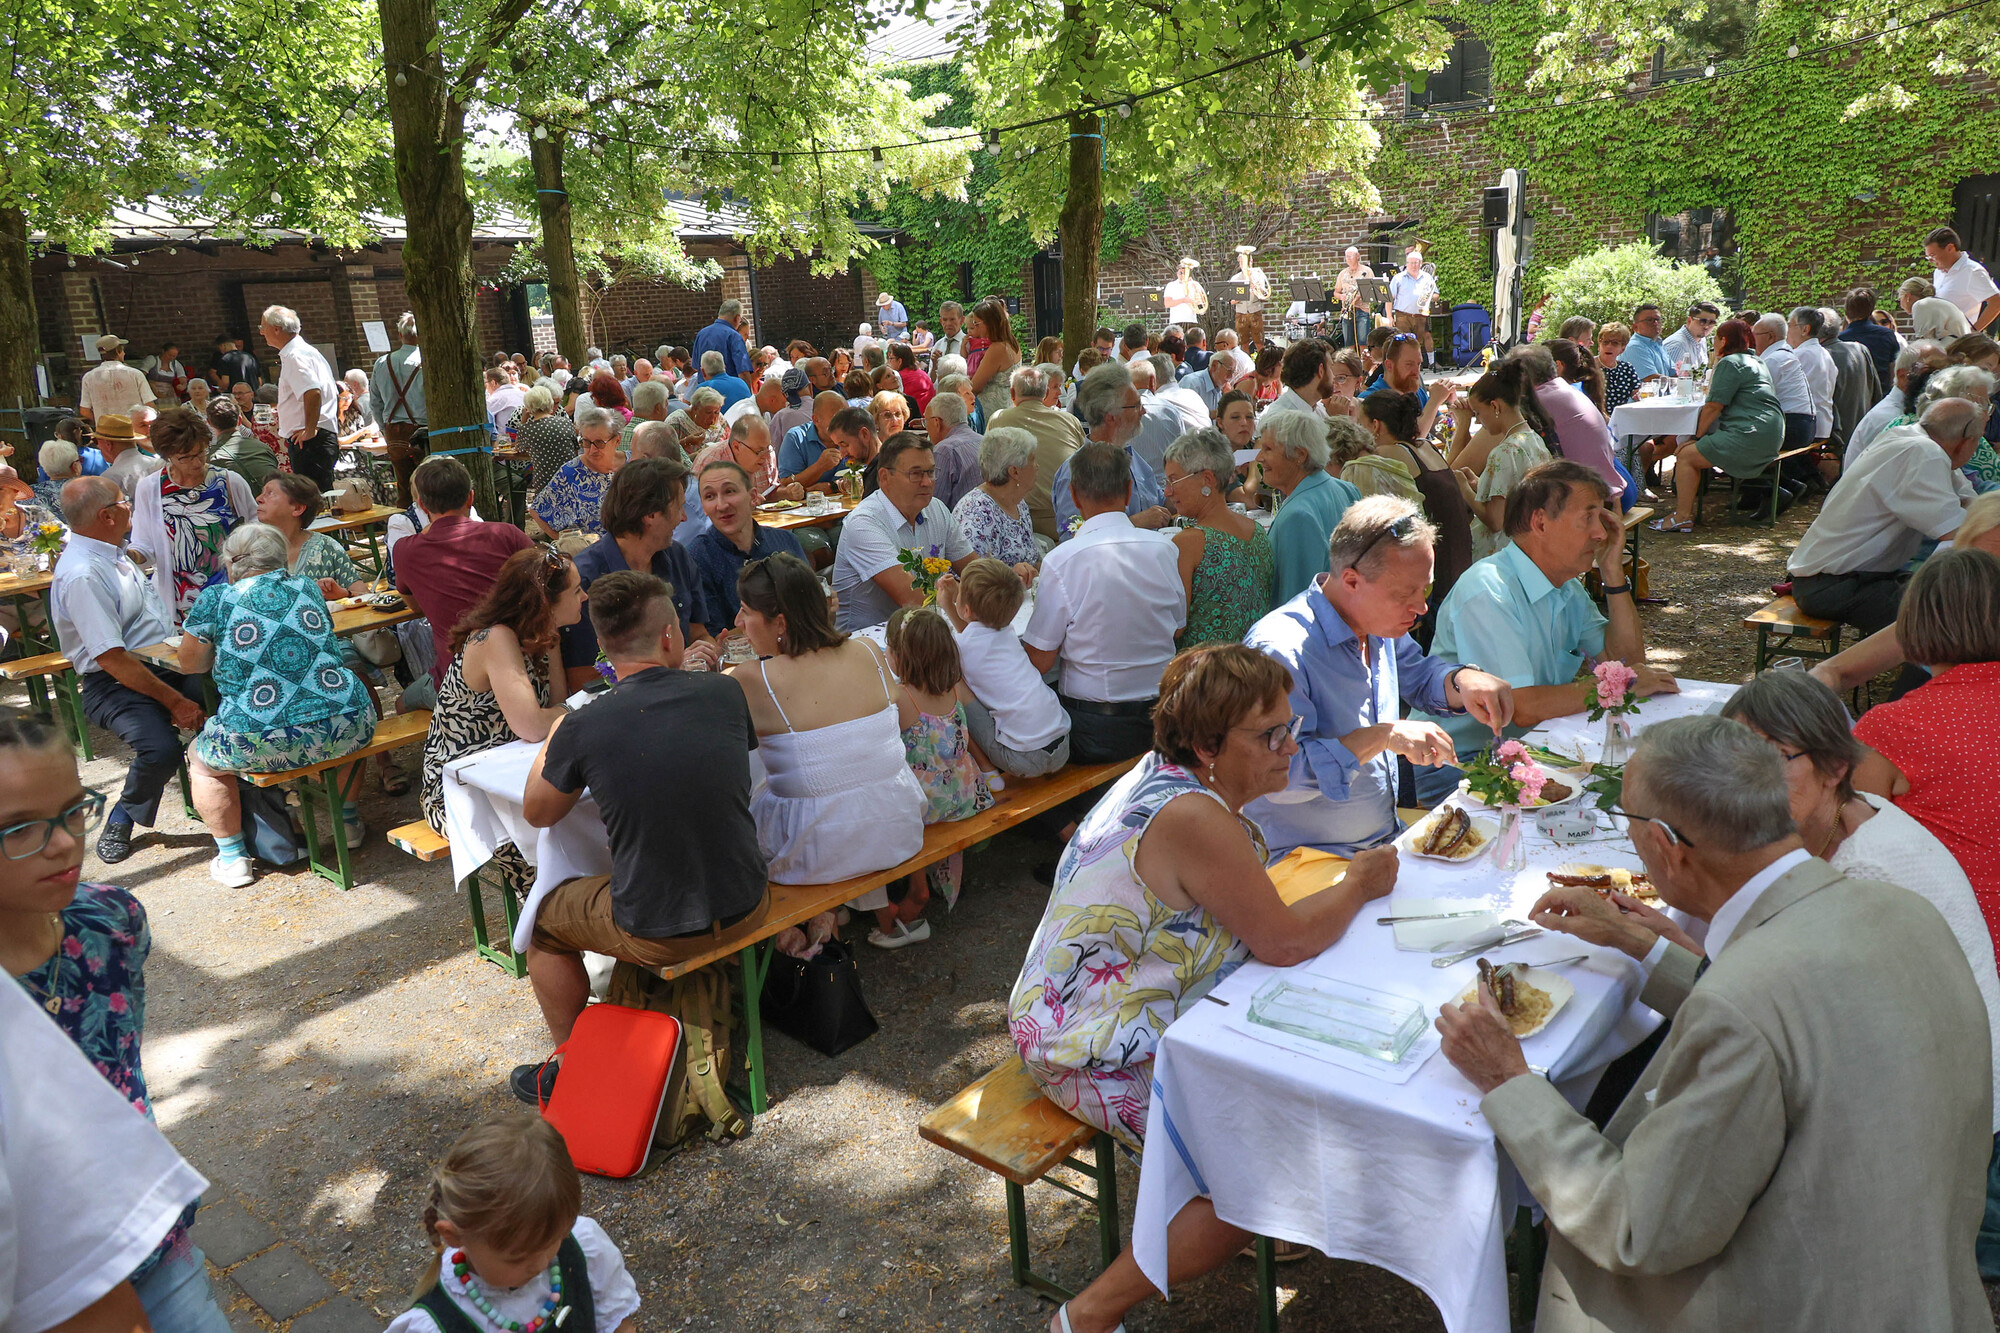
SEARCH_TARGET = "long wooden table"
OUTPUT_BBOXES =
[309,503,401,574]
[755,495,859,530]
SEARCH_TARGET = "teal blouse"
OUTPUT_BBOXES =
[182,571,374,734]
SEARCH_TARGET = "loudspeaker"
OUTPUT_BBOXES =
[1482,186,1511,230]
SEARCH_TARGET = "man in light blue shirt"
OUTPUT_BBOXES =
[692,299,752,380]
[1259,408,1360,601]
[1661,302,1719,374]
[875,292,909,342]
[1618,304,1675,382]
[1413,459,1678,802]
[1051,360,1171,538]
[1247,497,1515,858]
[777,390,847,488]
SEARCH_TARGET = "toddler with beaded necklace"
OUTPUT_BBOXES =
[389,1118,639,1333]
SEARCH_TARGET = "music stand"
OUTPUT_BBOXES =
[1292,276,1333,315]
[1141,289,1165,311]
[1103,291,1127,309]
[1226,281,1252,303]
[1356,277,1393,307]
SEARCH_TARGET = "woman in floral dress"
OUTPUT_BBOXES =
[128,406,255,627]
[1007,645,1397,1333]
[952,427,1043,569]
[0,715,231,1333]
[1162,429,1273,646]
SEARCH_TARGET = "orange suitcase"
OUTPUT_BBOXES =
[538,1003,683,1178]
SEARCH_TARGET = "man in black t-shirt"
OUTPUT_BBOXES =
[512,570,769,1103]
[208,334,263,392]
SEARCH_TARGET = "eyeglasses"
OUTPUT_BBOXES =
[1692,317,1717,328]
[1,791,107,860]
[1234,715,1304,753]
[1603,803,1695,848]
[1351,513,1418,568]
[899,467,937,481]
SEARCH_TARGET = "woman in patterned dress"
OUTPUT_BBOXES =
[420,546,583,910]
[0,715,232,1333]
[128,406,255,627]
[529,408,624,541]
[1161,429,1273,646]
[178,524,375,887]
[951,427,1042,569]
[1009,644,1397,1333]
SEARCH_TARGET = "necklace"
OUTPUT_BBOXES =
[17,912,65,1014]
[1814,803,1847,861]
[448,1251,565,1333]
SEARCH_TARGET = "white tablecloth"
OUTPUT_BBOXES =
[438,739,613,954]
[1607,396,1703,440]
[1131,681,1738,1332]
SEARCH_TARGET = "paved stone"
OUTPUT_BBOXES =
[210,1275,265,1333]
[289,1296,379,1333]
[191,1199,279,1269]
[230,1247,335,1321]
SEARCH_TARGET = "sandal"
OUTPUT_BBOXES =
[1646,517,1696,534]
[378,766,411,796]
[1051,1305,1125,1333]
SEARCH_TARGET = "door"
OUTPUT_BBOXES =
[1953,175,2000,267]
[1032,252,1063,341]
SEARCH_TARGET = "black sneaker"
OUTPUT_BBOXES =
[509,1059,559,1106]
[97,821,134,864]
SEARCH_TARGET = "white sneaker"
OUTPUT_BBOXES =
[343,817,366,850]
[867,917,932,950]
[209,855,254,888]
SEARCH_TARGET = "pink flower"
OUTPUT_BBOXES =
[107,993,129,1014]
[1511,761,1547,803]
[1593,660,1637,707]
[1495,739,1527,763]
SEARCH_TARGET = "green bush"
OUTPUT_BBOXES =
[1535,242,1729,336]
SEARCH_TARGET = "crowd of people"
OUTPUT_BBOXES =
[10,222,2000,1333]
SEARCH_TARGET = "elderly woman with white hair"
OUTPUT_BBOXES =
[1258,406,1360,602]
[34,440,80,511]
[1165,427,1274,645]
[515,383,579,484]
[176,522,376,886]
[952,425,1043,569]
[529,405,625,539]
[665,384,726,454]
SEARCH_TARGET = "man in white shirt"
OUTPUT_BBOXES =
[1232,245,1270,349]
[1785,307,1837,441]
[48,476,204,864]
[1660,302,1719,373]
[1752,314,1816,453]
[76,335,154,424]
[1386,250,1440,367]
[724,374,784,431]
[1128,356,1210,473]
[1163,257,1208,327]
[1024,440,1185,763]
[261,303,339,490]
[1788,396,1981,635]
[1268,338,1336,418]
[1926,226,2000,332]
[830,433,974,631]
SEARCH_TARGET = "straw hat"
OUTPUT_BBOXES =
[1178,257,1200,270]
[1234,244,1257,255]
[93,414,138,441]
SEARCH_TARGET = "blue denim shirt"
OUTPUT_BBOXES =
[1243,578,1463,858]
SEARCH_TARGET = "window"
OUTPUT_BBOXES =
[1653,0,1757,83]
[1406,26,1489,114]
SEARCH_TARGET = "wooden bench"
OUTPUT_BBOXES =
[1744,596,1843,674]
[658,756,1141,1114]
[1715,445,1818,528]
[919,1055,1120,1303]
[0,651,91,758]
[388,820,529,978]
[251,710,432,889]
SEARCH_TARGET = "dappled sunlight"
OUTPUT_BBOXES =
[304,1167,392,1231]
[150,1019,257,1128]
[154,882,422,979]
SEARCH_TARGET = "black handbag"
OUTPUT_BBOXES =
[238,778,303,867]
[761,939,880,1057]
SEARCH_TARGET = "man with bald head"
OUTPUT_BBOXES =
[802,357,835,395]
[778,390,848,488]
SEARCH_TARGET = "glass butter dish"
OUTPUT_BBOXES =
[1247,976,1429,1063]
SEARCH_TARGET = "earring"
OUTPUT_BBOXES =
[1200,487,1211,495]
[1206,759,1216,781]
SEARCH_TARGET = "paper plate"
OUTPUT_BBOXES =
[1398,809,1499,863]
[1454,966,1575,1039]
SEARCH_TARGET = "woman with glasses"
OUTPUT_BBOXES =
[420,545,584,910]
[177,523,377,886]
[1162,428,1274,647]
[0,715,233,1333]
[1011,645,1397,1333]
[529,406,625,541]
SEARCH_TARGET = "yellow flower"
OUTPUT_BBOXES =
[37,523,60,537]
[924,556,950,575]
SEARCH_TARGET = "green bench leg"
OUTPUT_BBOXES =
[297,766,362,890]
[740,942,771,1114]
[997,1129,1123,1304]
[1254,1235,1280,1332]
[465,868,528,977]
[1507,1206,1547,1327]
[57,670,93,760]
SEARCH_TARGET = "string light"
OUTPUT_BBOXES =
[985,128,1001,154]
[1292,42,1312,71]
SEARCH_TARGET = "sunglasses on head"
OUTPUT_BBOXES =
[1352,513,1418,567]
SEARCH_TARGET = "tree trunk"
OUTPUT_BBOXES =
[530,131,587,370]
[0,209,40,457]
[377,0,495,513]
[1058,108,1104,371]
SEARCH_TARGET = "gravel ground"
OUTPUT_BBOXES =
[13,484,1901,1333]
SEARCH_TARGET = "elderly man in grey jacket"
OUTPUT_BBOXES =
[1438,716,1990,1332]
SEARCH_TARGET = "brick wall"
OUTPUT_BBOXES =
[753,255,865,359]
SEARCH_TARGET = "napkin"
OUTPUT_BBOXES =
[1267,846,1350,906]
[1385,896,1500,951]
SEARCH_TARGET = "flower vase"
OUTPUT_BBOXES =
[1601,715,1633,768]
[1494,804,1527,872]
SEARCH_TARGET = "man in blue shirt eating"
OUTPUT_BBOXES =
[1246,496,1515,858]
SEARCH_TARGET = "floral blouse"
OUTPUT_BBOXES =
[1471,423,1552,560]
[1009,754,1258,1147]
[290,530,361,589]
[530,456,615,536]
[160,467,246,621]
[952,488,1040,567]
[18,884,194,1278]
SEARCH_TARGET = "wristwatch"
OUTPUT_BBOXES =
[1601,582,1632,596]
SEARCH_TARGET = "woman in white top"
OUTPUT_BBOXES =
[728,553,926,926]
[935,557,1070,778]
[966,299,1023,425]
[1721,670,2000,1139]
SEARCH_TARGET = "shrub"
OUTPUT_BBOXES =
[1534,242,1729,337]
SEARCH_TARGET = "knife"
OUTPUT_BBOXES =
[1376,910,1490,925]
[1431,926,1544,967]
